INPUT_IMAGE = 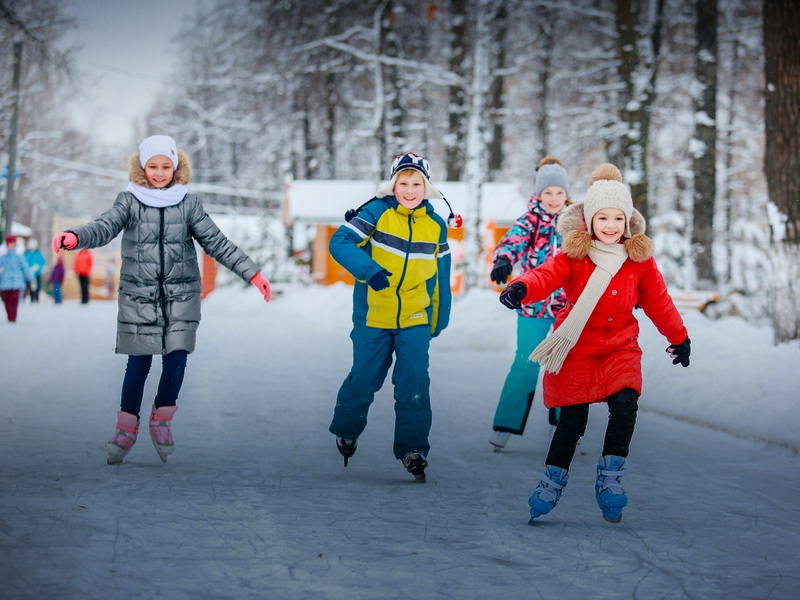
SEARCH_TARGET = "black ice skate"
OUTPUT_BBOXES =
[402,452,428,482]
[336,437,358,467]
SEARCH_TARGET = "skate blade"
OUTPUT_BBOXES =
[343,456,349,467]
[152,443,173,463]
[602,514,622,523]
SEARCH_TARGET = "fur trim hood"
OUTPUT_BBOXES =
[557,202,653,263]
[128,148,192,188]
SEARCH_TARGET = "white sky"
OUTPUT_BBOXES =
[62,0,199,147]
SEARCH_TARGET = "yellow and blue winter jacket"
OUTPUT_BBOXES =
[329,196,451,336]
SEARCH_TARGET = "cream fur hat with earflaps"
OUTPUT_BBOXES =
[584,163,633,237]
[558,163,653,263]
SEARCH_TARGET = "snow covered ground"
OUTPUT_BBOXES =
[2,284,799,599]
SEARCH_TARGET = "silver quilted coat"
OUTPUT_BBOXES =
[69,150,259,355]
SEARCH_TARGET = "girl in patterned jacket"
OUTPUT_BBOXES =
[52,135,273,465]
[488,156,571,451]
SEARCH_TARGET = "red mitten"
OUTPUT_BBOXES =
[51,232,78,254]
[250,272,272,302]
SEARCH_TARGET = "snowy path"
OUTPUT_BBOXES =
[2,286,799,599]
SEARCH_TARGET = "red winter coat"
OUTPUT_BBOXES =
[511,203,687,408]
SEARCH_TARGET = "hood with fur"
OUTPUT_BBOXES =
[128,148,192,188]
[557,202,653,263]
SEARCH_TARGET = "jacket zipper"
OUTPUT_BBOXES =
[394,212,413,329]
[158,208,168,354]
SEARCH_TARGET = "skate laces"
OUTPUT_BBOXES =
[598,468,626,494]
[149,418,173,446]
[108,429,136,449]
[535,477,565,503]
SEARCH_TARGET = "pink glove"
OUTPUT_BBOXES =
[250,272,272,302]
[51,232,78,254]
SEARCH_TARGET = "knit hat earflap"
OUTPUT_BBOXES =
[138,135,179,169]
[583,163,633,238]
[534,156,570,197]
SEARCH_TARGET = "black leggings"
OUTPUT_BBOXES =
[545,388,639,470]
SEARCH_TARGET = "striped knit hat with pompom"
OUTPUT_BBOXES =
[583,163,633,238]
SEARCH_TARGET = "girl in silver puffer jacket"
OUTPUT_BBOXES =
[52,135,273,465]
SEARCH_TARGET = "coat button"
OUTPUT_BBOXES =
[608,317,613,322]
[611,289,618,295]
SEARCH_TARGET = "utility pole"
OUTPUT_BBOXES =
[3,41,23,239]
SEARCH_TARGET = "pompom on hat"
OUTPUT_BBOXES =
[4,235,16,245]
[138,135,179,169]
[534,156,570,197]
[583,163,633,238]
[376,152,443,200]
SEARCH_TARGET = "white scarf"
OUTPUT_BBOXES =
[126,182,188,208]
[529,241,628,374]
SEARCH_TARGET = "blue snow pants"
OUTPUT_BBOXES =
[330,323,432,459]
[492,315,553,434]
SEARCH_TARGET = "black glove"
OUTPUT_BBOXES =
[490,257,513,285]
[499,281,527,310]
[666,337,691,367]
[368,270,391,291]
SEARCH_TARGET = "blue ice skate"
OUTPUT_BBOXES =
[528,465,569,523]
[595,455,627,523]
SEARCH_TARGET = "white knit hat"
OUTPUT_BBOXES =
[138,135,179,169]
[583,163,633,238]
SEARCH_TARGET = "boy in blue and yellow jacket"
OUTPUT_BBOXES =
[329,152,452,481]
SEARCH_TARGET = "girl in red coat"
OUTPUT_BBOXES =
[500,163,691,523]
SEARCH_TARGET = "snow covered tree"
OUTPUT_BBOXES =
[690,0,718,290]
[763,0,800,342]
[609,0,666,221]
[0,0,87,242]
[713,0,770,319]
[446,0,468,180]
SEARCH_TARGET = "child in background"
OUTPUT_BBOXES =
[489,156,571,451]
[500,164,691,523]
[49,255,65,304]
[0,236,34,322]
[52,135,272,465]
[74,248,93,304]
[24,238,46,303]
[328,152,452,482]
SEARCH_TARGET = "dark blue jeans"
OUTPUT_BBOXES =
[120,351,188,418]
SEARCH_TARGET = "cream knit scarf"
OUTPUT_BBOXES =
[529,240,628,374]
[126,182,188,208]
